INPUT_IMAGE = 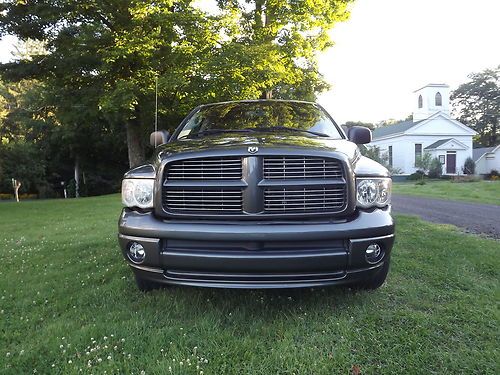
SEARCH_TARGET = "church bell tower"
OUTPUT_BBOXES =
[413,83,450,122]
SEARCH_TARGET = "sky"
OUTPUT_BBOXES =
[317,0,500,124]
[1,0,499,124]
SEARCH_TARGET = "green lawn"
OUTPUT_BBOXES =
[393,180,500,205]
[1,196,499,374]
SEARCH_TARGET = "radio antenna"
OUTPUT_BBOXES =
[154,74,158,147]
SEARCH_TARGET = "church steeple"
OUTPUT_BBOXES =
[412,83,450,122]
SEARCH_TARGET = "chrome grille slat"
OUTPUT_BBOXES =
[263,157,343,179]
[264,186,346,213]
[166,157,242,180]
[164,188,243,212]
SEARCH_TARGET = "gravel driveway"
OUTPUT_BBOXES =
[392,194,500,239]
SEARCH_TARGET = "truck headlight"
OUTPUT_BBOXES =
[121,179,154,209]
[356,178,392,208]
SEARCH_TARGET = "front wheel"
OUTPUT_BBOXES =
[357,257,391,290]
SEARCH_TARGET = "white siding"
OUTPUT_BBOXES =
[371,134,473,175]
[476,148,500,175]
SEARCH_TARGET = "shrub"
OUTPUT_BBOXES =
[415,152,433,176]
[428,158,443,178]
[486,169,499,180]
[462,157,476,175]
[415,180,426,185]
[0,142,46,194]
[407,170,426,180]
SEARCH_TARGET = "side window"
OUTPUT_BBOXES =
[418,95,423,108]
[415,144,422,163]
[435,92,442,106]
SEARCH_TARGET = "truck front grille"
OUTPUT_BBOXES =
[166,157,242,180]
[163,189,243,212]
[264,156,343,179]
[162,154,348,217]
[264,186,346,212]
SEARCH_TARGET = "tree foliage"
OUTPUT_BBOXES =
[451,66,499,147]
[361,145,401,175]
[415,152,433,176]
[428,157,443,178]
[0,0,353,169]
[462,156,475,175]
[0,141,46,194]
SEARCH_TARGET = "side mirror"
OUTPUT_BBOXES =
[348,126,372,144]
[150,130,170,147]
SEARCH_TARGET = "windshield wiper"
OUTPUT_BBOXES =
[248,126,330,138]
[178,128,256,140]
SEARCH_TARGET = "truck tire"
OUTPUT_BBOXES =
[134,274,161,292]
[357,257,390,290]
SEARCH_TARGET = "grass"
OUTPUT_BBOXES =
[1,195,499,374]
[393,179,500,205]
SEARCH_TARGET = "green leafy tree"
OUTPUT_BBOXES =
[0,1,228,167]
[213,0,351,100]
[1,0,353,168]
[462,157,475,175]
[361,145,401,175]
[0,142,46,194]
[428,157,443,178]
[415,152,433,178]
[451,66,499,147]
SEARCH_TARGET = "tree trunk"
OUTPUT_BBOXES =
[74,159,80,198]
[126,120,145,168]
[260,90,273,99]
[254,0,273,100]
[14,181,21,202]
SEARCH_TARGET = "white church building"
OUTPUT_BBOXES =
[369,84,476,176]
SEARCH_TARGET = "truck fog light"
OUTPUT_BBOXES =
[128,242,145,264]
[365,243,383,264]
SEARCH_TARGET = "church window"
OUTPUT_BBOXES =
[388,146,393,167]
[415,144,422,163]
[418,95,423,108]
[435,92,442,106]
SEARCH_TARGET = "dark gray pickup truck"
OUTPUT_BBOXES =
[118,100,394,291]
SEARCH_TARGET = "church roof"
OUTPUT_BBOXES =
[473,146,496,161]
[413,83,450,92]
[372,119,423,139]
[424,138,453,149]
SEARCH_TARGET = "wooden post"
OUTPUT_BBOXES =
[11,178,21,202]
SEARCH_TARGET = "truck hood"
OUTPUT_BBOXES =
[125,134,389,179]
[155,134,359,163]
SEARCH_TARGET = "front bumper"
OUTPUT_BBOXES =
[118,208,395,288]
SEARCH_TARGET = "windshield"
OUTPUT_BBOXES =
[174,101,342,140]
